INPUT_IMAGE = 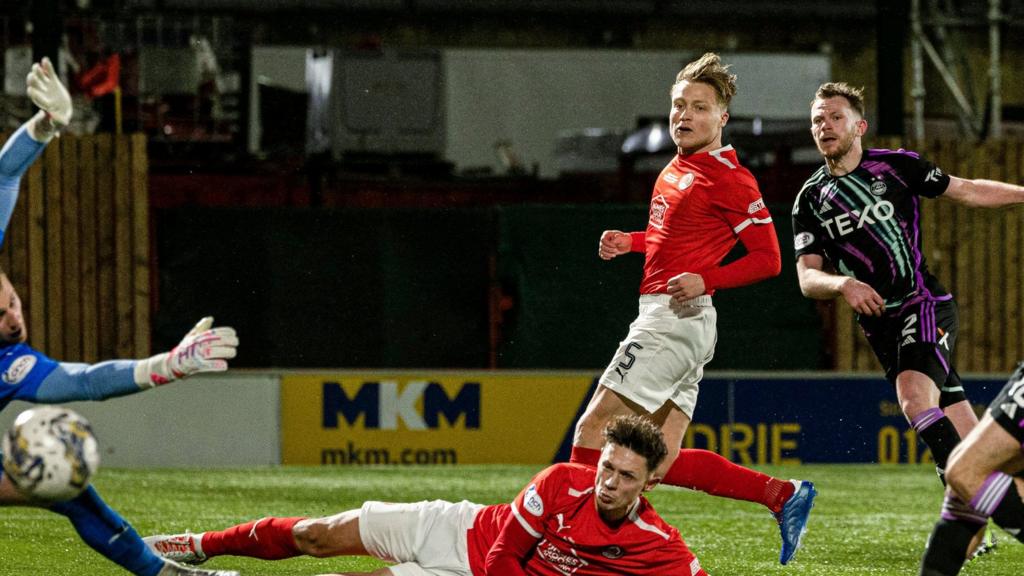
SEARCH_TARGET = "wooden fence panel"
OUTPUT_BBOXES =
[114,137,133,358]
[1010,141,1024,365]
[0,131,150,362]
[131,133,150,357]
[26,162,46,353]
[61,137,82,360]
[43,144,63,360]
[78,137,99,363]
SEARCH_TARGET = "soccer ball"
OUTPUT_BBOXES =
[1,406,100,501]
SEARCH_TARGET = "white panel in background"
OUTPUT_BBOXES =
[0,372,280,468]
[443,49,829,178]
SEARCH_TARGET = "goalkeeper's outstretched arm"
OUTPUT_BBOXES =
[29,317,238,403]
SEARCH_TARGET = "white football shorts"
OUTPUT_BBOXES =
[359,499,483,576]
[598,294,717,417]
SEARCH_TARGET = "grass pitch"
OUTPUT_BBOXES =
[2,464,1021,575]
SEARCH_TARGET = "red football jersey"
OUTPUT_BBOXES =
[467,463,704,575]
[635,144,775,295]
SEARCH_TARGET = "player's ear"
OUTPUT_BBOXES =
[720,109,729,127]
[855,117,868,136]
[644,475,662,492]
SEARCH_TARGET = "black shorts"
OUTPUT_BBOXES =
[989,364,1024,446]
[860,297,966,407]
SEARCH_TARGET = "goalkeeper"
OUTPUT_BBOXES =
[0,57,240,576]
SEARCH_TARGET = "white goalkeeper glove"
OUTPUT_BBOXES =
[26,57,72,136]
[134,317,239,388]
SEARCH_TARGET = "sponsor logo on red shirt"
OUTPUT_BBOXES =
[537,539,589,573]
[650,195,669,229]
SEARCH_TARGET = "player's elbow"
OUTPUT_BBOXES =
[757,249,782,279]
[796,276,817,299]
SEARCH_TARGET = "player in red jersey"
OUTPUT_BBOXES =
[572,52,816,565]
[143,416,706,575]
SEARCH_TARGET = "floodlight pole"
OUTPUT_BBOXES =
[910,0,926,140]
[988,0,1002,139]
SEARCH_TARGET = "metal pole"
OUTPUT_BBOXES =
[910,0,926,140]
[989,0,1002,138]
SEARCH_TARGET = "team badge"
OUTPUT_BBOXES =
[794,232,814,250]
[870,180,888,196]
[649,195,669,229]
[524,484,544,516]
[678,172,695,190]
[3,355,37,385]
[601,546,624,559]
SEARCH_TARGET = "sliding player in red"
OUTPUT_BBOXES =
[576,52,816,565]
[145,416,707,575]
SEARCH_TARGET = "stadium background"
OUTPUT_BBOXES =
[1,1,1023,468]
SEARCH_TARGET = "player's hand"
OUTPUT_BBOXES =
[165,317,239,379]
[26,57,72,129]
[666,272,706,302]
[839,278,886,317]
[599,230,632,260]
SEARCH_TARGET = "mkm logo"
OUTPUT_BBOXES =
[322,381,481,430]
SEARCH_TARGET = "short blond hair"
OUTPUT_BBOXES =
[673,52,737,108]
[814,82,866,118]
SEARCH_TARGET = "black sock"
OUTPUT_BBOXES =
[912,409,961,483]
[919,518,977,576]
[991,482,1024,543]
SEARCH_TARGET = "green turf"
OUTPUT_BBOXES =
[1,464,1020,575]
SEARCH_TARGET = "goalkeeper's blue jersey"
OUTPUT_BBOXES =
[0,342,59,412]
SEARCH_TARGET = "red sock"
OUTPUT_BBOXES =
[662,449,795,513]
[570,445,601,467]
[201,517,305,559]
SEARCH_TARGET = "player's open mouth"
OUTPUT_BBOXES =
[8,329,21,340]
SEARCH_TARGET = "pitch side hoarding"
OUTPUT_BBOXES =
[281,371,1008,466]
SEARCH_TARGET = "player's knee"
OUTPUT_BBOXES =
[573,412,601,446]
[292,518,335,558]
[944,468,971,503]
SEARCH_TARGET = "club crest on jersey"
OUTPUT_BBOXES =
[524,484,544,516]
[794,232,814,251]
[649,195,669,229]
[3,355,37,385]
[601,546,624,559]
[677,172,695,190]
[870,179,888,196]
[747,199,765,214]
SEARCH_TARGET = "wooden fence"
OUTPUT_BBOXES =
[0,132,150,362]
[834,138,1024,374]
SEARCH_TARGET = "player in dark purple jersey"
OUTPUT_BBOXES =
[792,82,1024,555]
[920,364,1024,575]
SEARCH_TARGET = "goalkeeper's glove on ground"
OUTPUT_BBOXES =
[134,317,239,388]
[26,57,72,138]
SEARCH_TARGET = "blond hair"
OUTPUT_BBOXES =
[673,52,737,108]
